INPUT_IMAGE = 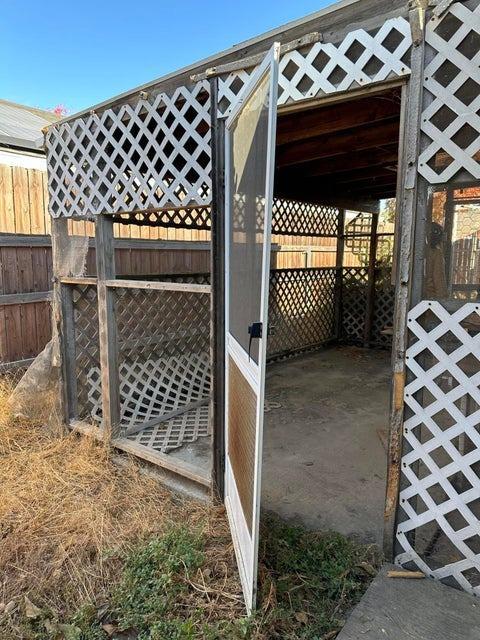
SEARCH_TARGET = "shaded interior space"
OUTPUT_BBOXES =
[262,87,403,546]
[263,348,390,545]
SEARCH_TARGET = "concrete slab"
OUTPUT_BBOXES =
[262,346,390,545]
[337,564,480,640]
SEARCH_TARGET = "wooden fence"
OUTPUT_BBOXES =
[0,160,378,369]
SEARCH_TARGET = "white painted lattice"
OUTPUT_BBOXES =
[419,1,480,184]
[395,300,480,595]
[46,81,211,218]
[218,17,411,117]
[126,404,209,454]
[86,351,210,430]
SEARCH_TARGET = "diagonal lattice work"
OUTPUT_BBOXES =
[418,1,480,184]
[113,286,211,432]
[395,300,480,595]
[218,16,411,116]
[108,197,339,235]
[125,404,210,454]
[111,206,211,230]
[341,267,369,343]
[71,283,101,422]
[372,268,395,348]
[267,267,337,360]
[46,81,211,218]
[345,212,373,257]
[272,199,340,237]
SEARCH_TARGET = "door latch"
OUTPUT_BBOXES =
[247,322,263,361]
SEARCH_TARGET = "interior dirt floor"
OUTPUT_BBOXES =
[262,346,390,546]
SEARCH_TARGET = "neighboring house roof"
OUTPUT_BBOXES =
[0,99,59,152]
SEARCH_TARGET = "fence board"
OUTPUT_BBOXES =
[0,165,15,233]
[12,166,30,234]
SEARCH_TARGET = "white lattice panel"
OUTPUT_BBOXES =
[126,404,209,453]
[87,352,210,429]
[395,300,480,595]
[46,82,211,218]
[218,17,411,117]
[419,2,480,183]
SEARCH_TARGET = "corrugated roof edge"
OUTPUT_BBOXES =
[45,0,367,130]
[0,98,59,124]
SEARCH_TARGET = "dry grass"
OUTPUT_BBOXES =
[0,375,244,638]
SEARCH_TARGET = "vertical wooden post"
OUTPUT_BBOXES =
[95,213,121,440]
[363,212,379,347]
[51,217,77,426]
[383,8,426,560]
[334,209,345,341]
[210,77,226,498]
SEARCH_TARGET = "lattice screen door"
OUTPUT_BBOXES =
[224,43,280,612]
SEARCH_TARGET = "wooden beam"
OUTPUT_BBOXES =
[95,214,121,441]
[276,92,400,145]
[51,217,74,427]
[364,213,379,347]
[276,119,400,167]
[278,145,399,179]
[0,291,51,306]
[335,210,345,340]
[191,32,322,80]
[104,279,211,294]
[383,15,426,561]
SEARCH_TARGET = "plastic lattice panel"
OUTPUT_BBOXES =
[419,1,480,184]
[126,404,209,453]
[267,267,337,359]
[46,82,211,218]
[395,300,480,595]
[218,17,411,117]
[272,199,340,237]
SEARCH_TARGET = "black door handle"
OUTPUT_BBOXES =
[248,322,263,361]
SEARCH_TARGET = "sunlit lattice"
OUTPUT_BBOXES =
[46,82,211,218]
[418,2,480,183]
[218,17,411,117]
[396,300,480,595]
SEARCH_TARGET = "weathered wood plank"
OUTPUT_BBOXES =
[0,291,51,305]
[0,165,15,233]
[96,214,121,440]
[104,279,211,293]
[28,169,46,235]
[12,166,30,234]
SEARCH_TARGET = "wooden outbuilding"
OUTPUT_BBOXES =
[43,0,480,610]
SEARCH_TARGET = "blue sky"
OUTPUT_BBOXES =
[1,0,333,116]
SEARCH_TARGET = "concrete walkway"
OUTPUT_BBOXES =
[337,564,480,640]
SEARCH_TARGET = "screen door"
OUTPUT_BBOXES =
[224,43,280,612]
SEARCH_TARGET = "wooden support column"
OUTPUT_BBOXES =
[334,208,345,341]
[210,77,226,498]
[363,212,379,347]
[383,7,426,560]
[51,217,77,426]
[95,213,121,440]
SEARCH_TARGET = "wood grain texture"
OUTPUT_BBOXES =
[337,564,480,640]
[228,357,257,533]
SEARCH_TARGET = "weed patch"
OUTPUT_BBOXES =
[0,376,380,639]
